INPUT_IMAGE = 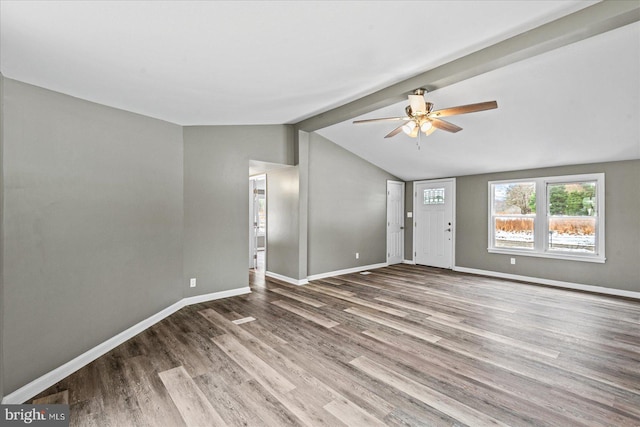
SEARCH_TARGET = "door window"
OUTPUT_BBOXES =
[423,188,445,205]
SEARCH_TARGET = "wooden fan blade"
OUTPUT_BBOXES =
[384,124,405,138]
[431,118,462,133]
[429,101,498,118]
[353,117,410,124]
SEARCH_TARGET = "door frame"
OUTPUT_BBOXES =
[249,174,266,269]
[412,177,456,268]
[386,180,405,265]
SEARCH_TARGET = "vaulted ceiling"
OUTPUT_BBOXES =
[2,1,638,180]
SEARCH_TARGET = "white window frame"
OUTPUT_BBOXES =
[488,173,605,263]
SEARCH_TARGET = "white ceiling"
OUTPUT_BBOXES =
[318,21,640,180]
[1,1,638,181]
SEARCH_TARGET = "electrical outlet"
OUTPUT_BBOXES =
[190,278,197,287]
[510,258,516,265]
[356,252,359,259]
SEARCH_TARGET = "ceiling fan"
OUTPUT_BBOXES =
[353,88,497,139]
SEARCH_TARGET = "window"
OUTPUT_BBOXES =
[491,181,536,250]
[424,188,445,205]
[489,173,605,263]
[257,195,266,235]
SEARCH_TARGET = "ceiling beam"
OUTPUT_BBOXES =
[294,0,640,132]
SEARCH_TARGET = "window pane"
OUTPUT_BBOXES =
[492,182,536,249]
[548,182,596,216]
[257,197,266,233]
[493,182,536,214]
[547,217,596,253]
[495,217,535,249]
[423,188,445,205]
[547,181,597,253]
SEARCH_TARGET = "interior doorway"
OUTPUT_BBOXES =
[248,160,294,286]
[249,174,266,272]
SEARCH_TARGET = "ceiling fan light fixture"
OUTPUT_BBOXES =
[420,120,433,133]
[402,121,416,135]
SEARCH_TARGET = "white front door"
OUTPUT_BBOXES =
[387,181,405,265]
[414,179,455,269]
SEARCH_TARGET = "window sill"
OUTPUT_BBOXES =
[488,248,606,263]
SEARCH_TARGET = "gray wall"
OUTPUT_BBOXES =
[456,160,640,292]
[307,133,397,275]
[0,74,5,401]
[266,166,301,279]
[2,79,184,394]
[182,126,294,296]
[404,181,414,261]
[297,133,310,280]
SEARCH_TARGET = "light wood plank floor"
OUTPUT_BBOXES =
[31,265,640,426]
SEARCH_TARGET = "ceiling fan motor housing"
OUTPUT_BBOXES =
[405,102,434,118]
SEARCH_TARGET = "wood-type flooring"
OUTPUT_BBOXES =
[31,265,640,426]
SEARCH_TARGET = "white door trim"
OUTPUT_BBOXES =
[249,174,266,269]
[386,180,405,265]
[412,178,456,268]
[249,178,256,268]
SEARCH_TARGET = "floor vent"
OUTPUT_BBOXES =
[232,316,256,325]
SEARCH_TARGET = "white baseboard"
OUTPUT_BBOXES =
[183,287,251,305]
[307,262,388,281]
[1,286,252,405]
[265,271,309,286]
[267,263,390,284]
[453,266,640,300]
[403,259,416,265]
